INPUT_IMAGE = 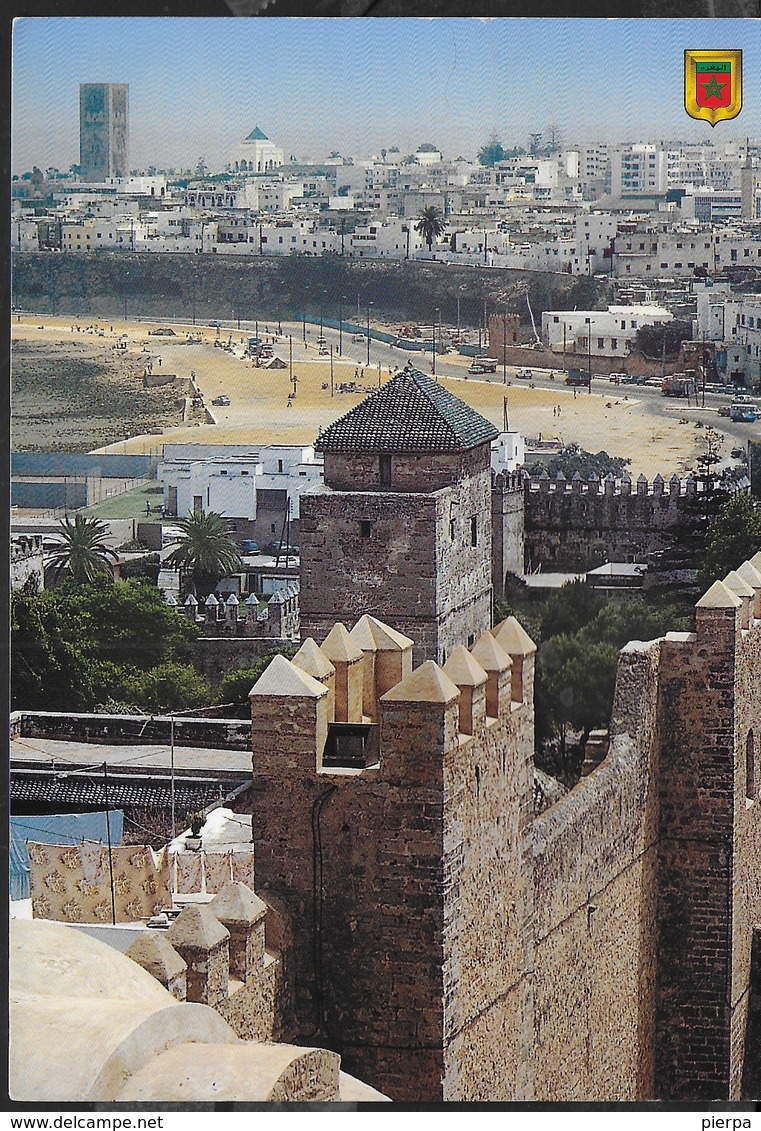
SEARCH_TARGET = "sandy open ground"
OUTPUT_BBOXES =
[11,314,726,478]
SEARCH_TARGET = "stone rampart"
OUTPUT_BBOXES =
[522,473,746,571]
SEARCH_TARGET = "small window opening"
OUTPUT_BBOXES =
[323,722,374,769]
[470,517,478,546]
[359,520,372,538]
[747,730,756,802]
[379,454,392,488]
[450,519,456,541]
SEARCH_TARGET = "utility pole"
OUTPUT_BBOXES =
[170,715,176,841]
[330,344,334,396]
[103,763,116,926]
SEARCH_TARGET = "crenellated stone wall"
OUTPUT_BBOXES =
[247,554,761,1103]
[248,614,536,1102]
[522,472,749,572]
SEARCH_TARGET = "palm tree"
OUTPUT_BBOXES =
[165,511,242,599]
[415,205,447,252]
[47,514,119,585]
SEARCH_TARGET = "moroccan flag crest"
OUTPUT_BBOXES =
[684,50,742,126]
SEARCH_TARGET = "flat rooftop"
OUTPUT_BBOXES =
[10,735,252,777]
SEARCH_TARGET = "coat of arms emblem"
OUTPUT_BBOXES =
[684,50,742,126]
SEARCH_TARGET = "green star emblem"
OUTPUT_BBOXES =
[701,74,726,100]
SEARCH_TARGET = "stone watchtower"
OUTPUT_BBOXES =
[299,365,499,665]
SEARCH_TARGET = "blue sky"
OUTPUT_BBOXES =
[11,18,761,174]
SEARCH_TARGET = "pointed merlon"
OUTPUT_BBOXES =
[321,622,364,664]
[491,616,537,657]
[471,629,512,672]
[348,615,379,653]
[167,903,230,951]
[750,551,761,573]
[380,660,460,705]
[736,560,761,589]
[292,637,336,680]
[442,646,488,688]
[249,654,328,699]
[695,580,742,609]
[208,882,267,926]
[351,614,414,652]
[723,570,756,599]
[126,931,187,980]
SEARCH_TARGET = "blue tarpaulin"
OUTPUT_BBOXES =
[9,812,124,901]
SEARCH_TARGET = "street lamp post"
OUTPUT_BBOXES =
[330,344,334,397]
[302,311,306,345]
[366,303,373,367]
[338,300,343,356]
[585,317,592,393]
[502,312,507,384]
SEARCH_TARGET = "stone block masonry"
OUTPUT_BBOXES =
[248,552,761,1101]
[300,460,494,667]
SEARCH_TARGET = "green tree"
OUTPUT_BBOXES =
[528,444,631,481]
[10,588,96,710]
[11,578,204,712]
[538,579,606,640]
[477,136,507,167]
[115,661,212,712]
[164,511,242,599]
[634,319,693,359]
[414,205,447,252]
[47,514,118,585]
[700,493,761,587]
[217,648,297,704]
[56,577,199,668]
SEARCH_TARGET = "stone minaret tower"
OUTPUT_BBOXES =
[79,83,129,182]
[299,365,499,665]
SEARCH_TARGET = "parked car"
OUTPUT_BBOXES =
[609,372,627,384]
[468,364,486,374]
[516,368,532,379]
[211,394,230,406]
[718,405,731,417]
[270,540,300,557]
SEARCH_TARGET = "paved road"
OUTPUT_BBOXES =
[136,313,761,462]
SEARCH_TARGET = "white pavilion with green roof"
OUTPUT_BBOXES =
[232,126,284,174]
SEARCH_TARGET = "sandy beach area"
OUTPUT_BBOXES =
[12,313,717,478]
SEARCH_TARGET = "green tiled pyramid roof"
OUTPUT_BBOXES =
[245,127,269,141]
[314,366,498,455]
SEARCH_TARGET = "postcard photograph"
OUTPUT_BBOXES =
[8,15,761,1109]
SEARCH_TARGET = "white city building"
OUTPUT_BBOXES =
[230,127,284,175]
[158,444,324,541]
[542,304,673,358]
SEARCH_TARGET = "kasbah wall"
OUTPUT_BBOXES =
[248,559,761,1103]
